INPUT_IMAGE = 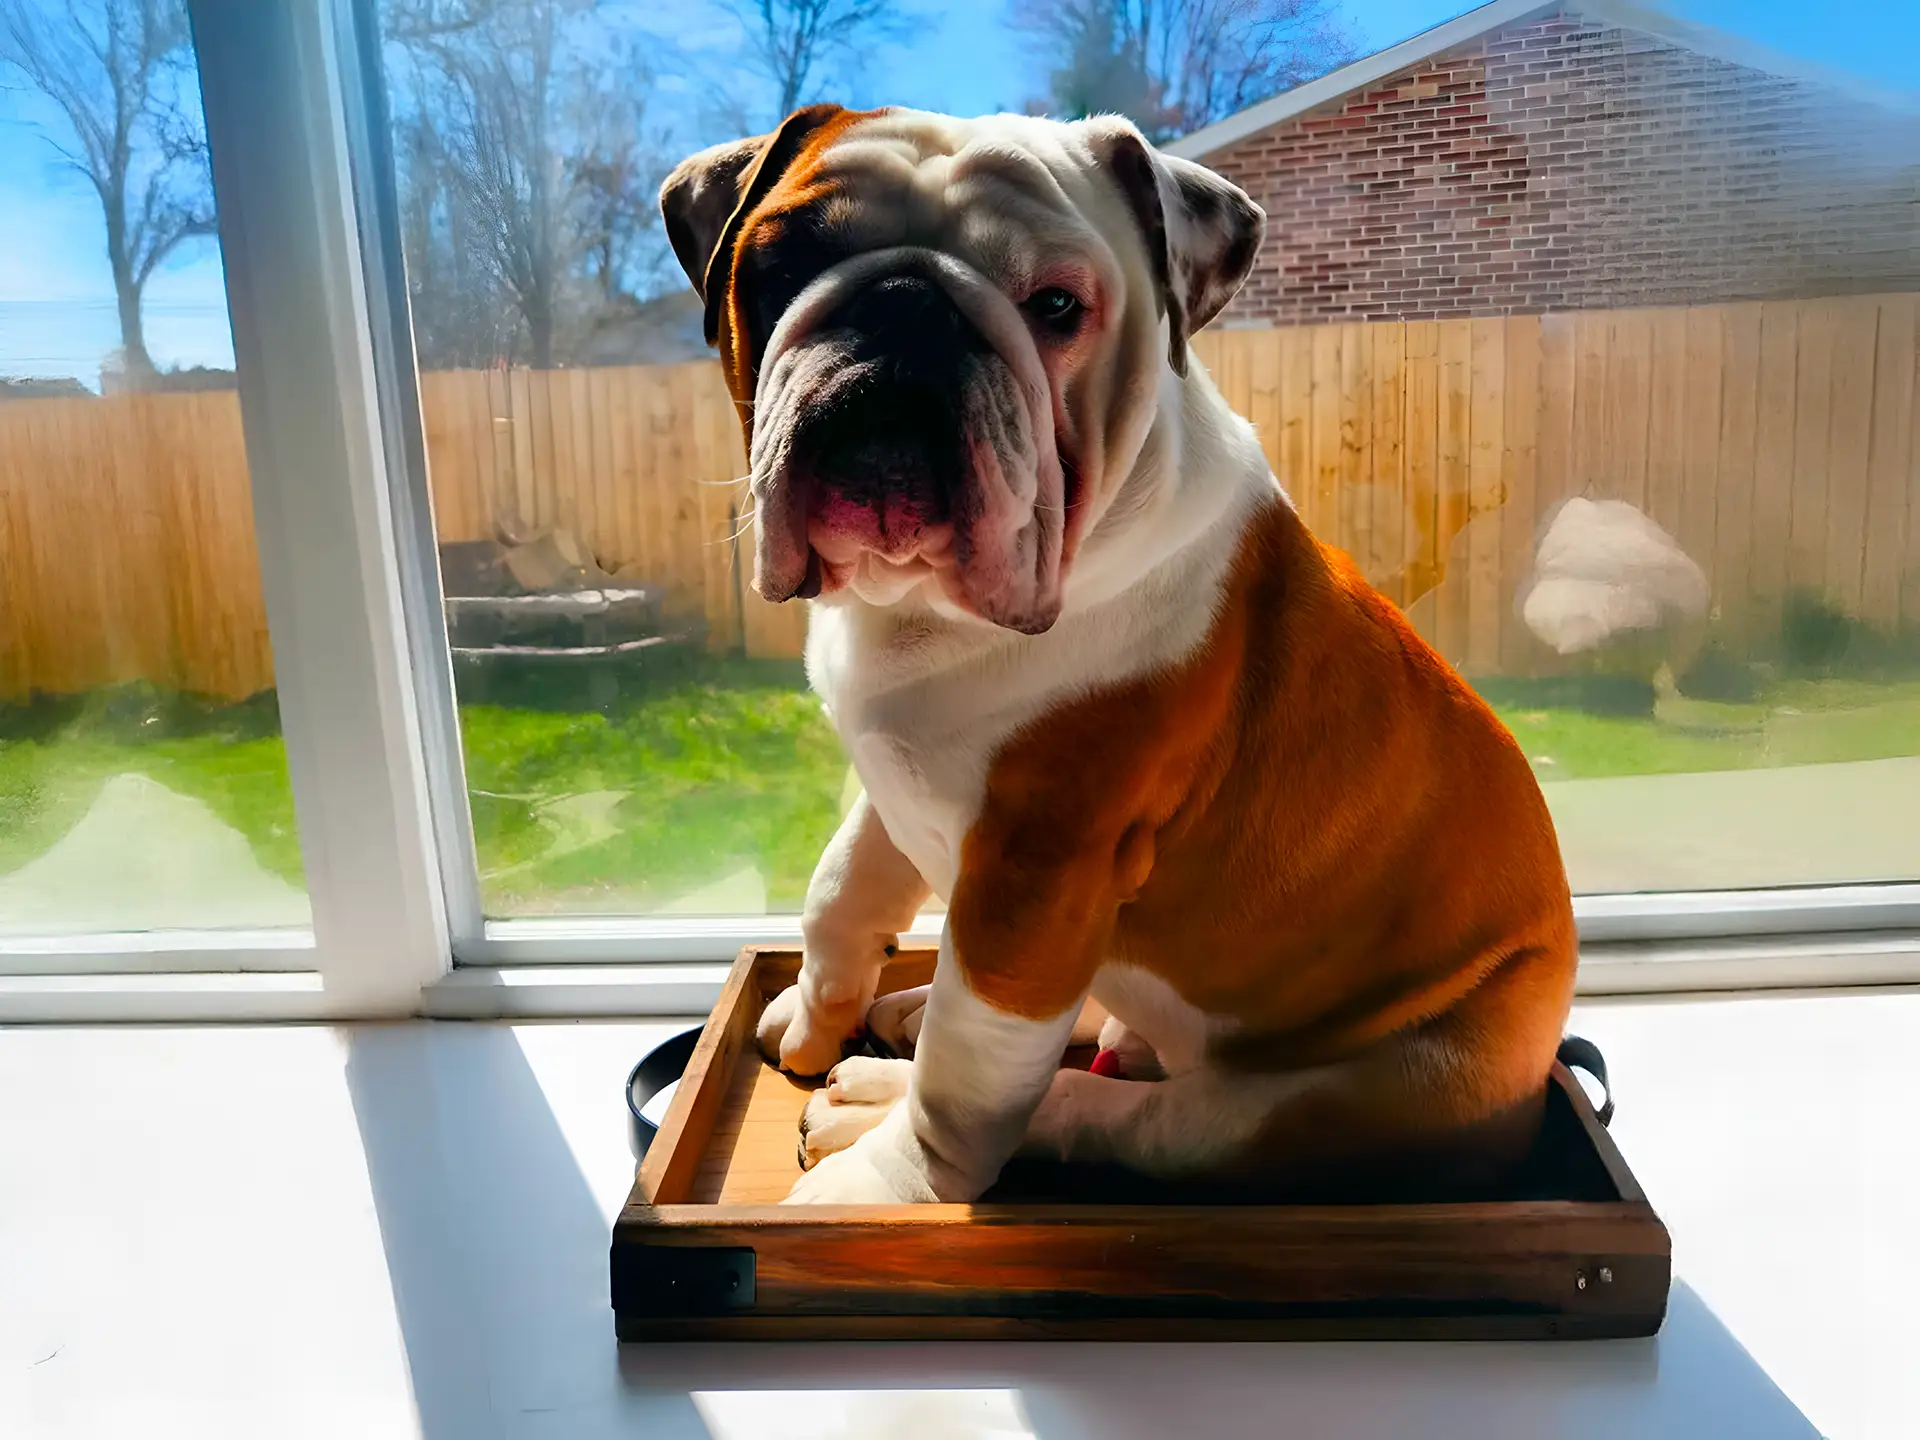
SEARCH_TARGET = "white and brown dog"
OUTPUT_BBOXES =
[660,106,1577,1205]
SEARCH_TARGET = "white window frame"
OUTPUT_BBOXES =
[0,0,1916,1023]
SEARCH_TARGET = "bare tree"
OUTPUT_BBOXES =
[1013,0,1357,143]
[440,0,579,368]
[724,0,922,121]
[381,0,503,44]
[1,0,215,379]
[384,0,670,367]
[572,100,671,308]
[393,100,517,366]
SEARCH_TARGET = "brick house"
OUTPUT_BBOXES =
[1168,0,1920,325]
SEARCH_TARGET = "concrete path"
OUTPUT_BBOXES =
[0,773,310,935]
[1546,754,1920,893]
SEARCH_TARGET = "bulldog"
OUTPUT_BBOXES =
[660,106,1577,1205]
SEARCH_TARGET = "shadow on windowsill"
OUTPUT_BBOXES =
[344,1022,1814,1440]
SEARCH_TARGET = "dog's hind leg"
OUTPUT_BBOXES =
[1022,953,1564,1193]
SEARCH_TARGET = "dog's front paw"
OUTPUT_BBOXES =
[784,1118,940,1204]
[783,1139,931,1204]
[756,983,860,1077]
[798,1056,912,1169]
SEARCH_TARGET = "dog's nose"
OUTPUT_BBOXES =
[796,273,979,530]
[835,274,982,364]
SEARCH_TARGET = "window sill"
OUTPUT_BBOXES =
[3,928,1914,1024]
[428,930,1920,1019]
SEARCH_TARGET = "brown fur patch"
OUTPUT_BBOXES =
[710,107,884,427]
[950,495,1576,1124]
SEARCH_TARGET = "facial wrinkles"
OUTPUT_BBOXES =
[750,244,1065,625]
[740,115,1196,626]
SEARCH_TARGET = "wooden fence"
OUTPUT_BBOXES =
[1192,291,1920,674]
[418,363,806,664]
[0,390,273,701]
[1,293,1915,700]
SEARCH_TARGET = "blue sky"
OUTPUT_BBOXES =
[2,0,1916,381]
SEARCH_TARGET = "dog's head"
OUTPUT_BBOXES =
[660,107,1263,633]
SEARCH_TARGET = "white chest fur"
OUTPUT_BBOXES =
[805,484,1259,901]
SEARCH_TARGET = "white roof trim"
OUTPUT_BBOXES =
[1165,0,1918,160]
[1163,0,1554,159]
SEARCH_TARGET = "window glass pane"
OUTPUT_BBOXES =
[1196,3,1920,895]
[377,0,1917,917]
[0,0,308,935]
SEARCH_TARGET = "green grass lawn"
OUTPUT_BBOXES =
[457,658,846,912]
[0,659,849,916]
[1491,678,1920,781]
[1,661,1915,920]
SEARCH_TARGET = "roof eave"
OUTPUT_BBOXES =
[1164,0,1556,160]
[1165,0,1920,161]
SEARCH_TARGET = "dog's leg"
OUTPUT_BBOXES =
[868,986,1108,1059]
[758,791,930,1076]
[796,990,1111,1170]
[1023,956,1562,1189]
[796,1055,913,1169]
[785,934,1089,1203]
[1019,1064,1306,1174]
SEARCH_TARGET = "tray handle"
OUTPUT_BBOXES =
[1556,1035,1614,1127]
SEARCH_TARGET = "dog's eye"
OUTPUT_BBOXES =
[1023,287,1084,334]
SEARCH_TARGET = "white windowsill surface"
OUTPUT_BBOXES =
[3,988,1914,1439]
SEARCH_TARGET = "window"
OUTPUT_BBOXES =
[1179,2,1920,897]
[1,0,1914,1018]
[0,0,308,938]
[373,0,854,920]
[371,0,1920,939]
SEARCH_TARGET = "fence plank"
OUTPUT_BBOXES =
[1713,304,1764,648]
[509,366,536,539]
[665,365,709,615]
[462,370,497,543]
[1907,328,1920,629]
[1467,317,1506,673]
[1751,303,1801,641]
[1863,295,1915,629]
[1608,309,1654,511]
[694,365,746,652]
[1825,297,1880,613]
[486,367,515,543]
[586,366,616,569]
[1369,323,1406,601]
[1336,323,1371,563]
[1645,308,1688,538]
[1789,298,1837,598]
[1310,323,1342,538]
[1279,326,1312,509]
[526,369,557,537]
[1403,320,1441,617]
[1680,306,1725,594]
[1248,329,1283,479]
[1498,314,1542,672]
[0,411,25,695]
[1436,318,1472,666]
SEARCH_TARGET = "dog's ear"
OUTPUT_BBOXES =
[1094,122,1265,377]
[659,104,848,348]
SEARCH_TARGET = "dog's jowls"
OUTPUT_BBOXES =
[660,106,1576,1205]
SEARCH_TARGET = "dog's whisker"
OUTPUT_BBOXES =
[714,507,760,546]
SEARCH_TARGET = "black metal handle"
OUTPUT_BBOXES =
[1556,1035,1614,1127]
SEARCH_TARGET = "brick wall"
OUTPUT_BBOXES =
[1205,8,1920,324]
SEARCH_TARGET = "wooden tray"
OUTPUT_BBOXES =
[612,947,1671,1341]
